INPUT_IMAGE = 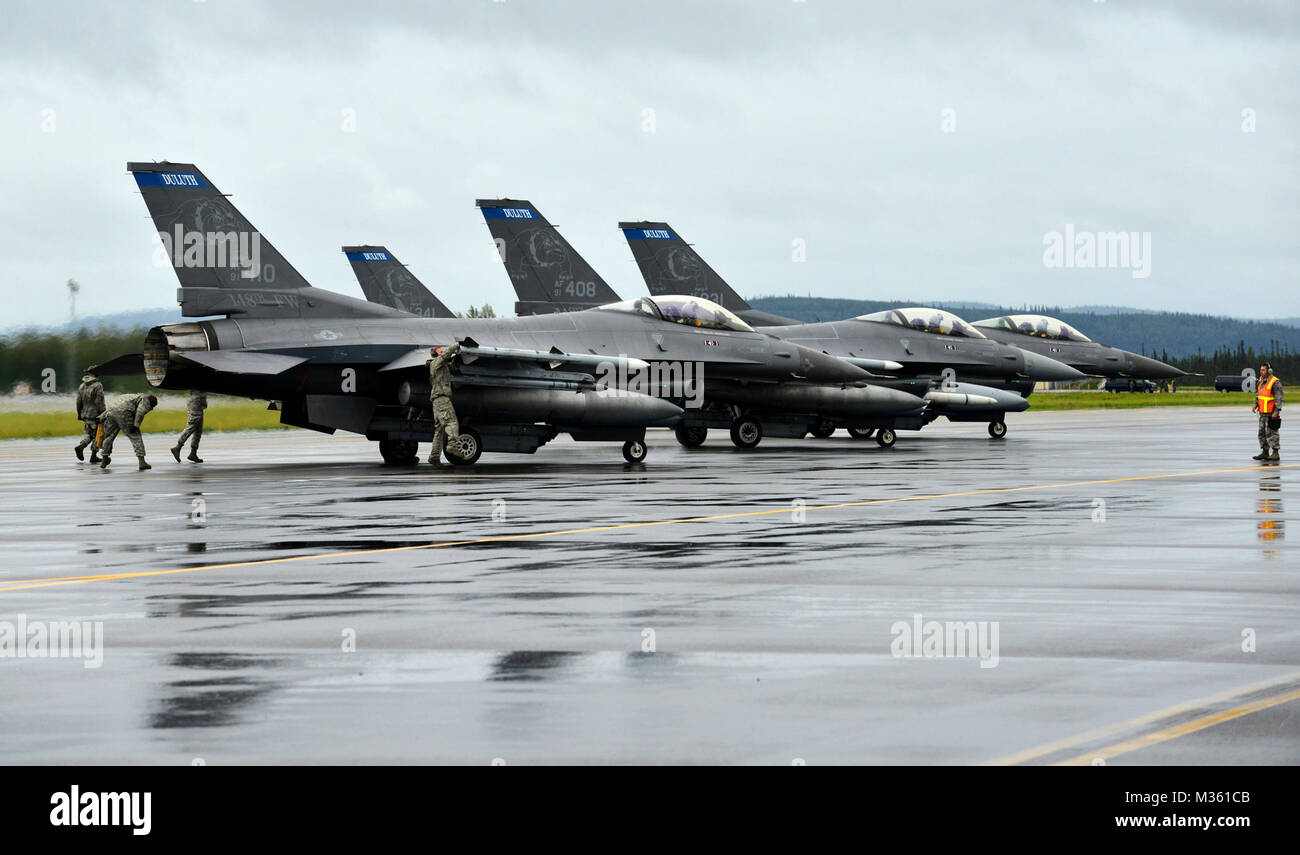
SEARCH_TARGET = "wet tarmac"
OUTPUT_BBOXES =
[0,407,1296,765]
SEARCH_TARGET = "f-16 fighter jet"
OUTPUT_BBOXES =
[617,220,1089,440]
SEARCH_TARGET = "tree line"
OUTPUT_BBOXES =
[0,327,155,394]
[750,297,1300,357]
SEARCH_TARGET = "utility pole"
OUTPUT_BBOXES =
[66,279,79,394]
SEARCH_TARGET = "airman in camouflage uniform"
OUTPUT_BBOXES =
[73,370,105,463]
[426,342,462,465]
[171,389,208,463]
[99,393,158,470]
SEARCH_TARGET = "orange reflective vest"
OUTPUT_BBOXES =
[1257,375,1278,414]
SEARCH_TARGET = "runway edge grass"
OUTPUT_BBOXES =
[0,405,290,438]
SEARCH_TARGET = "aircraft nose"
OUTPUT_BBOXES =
[1016,348,1087,382]
[793,344,872,383]
[1126,353,1184,379]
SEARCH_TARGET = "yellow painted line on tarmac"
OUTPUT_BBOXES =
[1055,685,1300,766]
[0,463,1288,594]
[989,671,1300,766]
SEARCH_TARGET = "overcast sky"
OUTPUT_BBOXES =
[2,0,1296,327]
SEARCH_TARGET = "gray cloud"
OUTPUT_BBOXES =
[1,0,1296,327]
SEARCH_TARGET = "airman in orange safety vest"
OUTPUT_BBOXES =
[1252,362,1283,461]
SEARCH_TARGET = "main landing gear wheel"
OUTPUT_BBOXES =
[729,417,763,449]
[875,428,897,448]
[379,439,418,465]
[622,439,648,463]
[847,426,875,440]
[674,425,708,448]
[445,428,483,466]
[988,420,1007,439]
[809,421,835,438]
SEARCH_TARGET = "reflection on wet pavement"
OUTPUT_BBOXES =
[0,409,1295,764]
[1259,471,1285,558]
[149,653,282,730]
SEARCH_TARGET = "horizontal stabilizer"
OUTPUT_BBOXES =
[90,353,144,377]
[177,350,307,375]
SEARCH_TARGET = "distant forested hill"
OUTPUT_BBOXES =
[748,296,1300,357]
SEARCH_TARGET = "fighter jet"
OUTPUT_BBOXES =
[971,314,1184,380]
[343,245,455,319]
[617,221,1089,440]
[100,162,878,465]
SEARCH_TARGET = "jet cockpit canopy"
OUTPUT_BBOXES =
[974,314,1091,342]
[595,295,756,332]
[857,307,985,338]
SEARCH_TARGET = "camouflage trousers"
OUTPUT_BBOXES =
[75,419,99,451]
[100,416,147,460]
[177,412,204,450]
[1258,413,1280,452]
[429,396,460,462]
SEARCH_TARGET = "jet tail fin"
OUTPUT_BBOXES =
[618,221,753,313]
[127,161,401,320]
[343,245,455,318]
[476,199,621,315]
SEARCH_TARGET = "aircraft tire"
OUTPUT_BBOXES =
[729,417,763,449]
[445,428,483,466]
[675,426,708,447]
[379,439,418,465]
[622,439,648,463]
